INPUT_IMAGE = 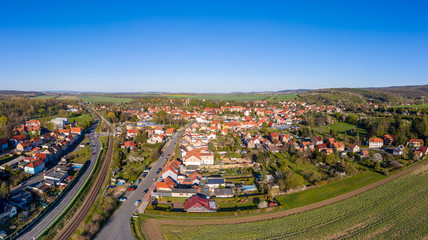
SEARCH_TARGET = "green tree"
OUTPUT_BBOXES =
[0,182,10,199]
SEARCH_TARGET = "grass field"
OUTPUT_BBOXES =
[78,95,134,103]
[165,93,297,102]
[162,164,428,239]
[322,122,367,138]
[31,95,58,99]
[276,171,385,209]
[68,113,92,124]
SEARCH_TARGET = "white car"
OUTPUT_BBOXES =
[119,197,127,202]
[135,200,141,205]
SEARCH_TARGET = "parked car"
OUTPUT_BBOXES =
[136,179,141,184]
[143,189,149,193]
[128,185,137,191]
[119,197,127,202]
[135,200,141,205]
[142,172,148,178]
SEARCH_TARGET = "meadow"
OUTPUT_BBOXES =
[276,171,385,209]
[77,95,134,103]
[162,165,428,239]
[68,113,92,124]
[320,122,367,139]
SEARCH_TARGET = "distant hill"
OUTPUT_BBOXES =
[0,90,44,97]
[298,84,428,106]
[363,85,428,98]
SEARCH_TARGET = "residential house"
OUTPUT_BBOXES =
[393,145,405,155]
[9,190,32,208]
[206,177,225,190]
[162,166,178,182]
[121,141,137,150]
[332,142,345,152]
[384,135,395,145]
[184,150,202,166]
[270,132,279,142]
[17,141,33,152]
[11,134,27,146]
[0,200,17,223]
[127,129,139,138]
[409,139,424,149]
[24,159,45,175]
[165,128,175,136]
[368,138,384,149]
[184,194,218,213]
[214,188,234,198]
[200,151,214,165]
[347,144,360,153]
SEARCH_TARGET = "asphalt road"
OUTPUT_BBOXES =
[94,127,186,240]
[17,112,102,240]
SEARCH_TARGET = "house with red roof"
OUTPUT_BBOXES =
[24,159,45,175]
[384,135,395,145]
[11,134,27,145]
[369,138,384,149]
[165,128,175,136]
[184,149,202,166]
[121,141,137,150]
[127,129,139,137]
[70,127,82,135]
[184,194,218,213]
[409,139,424,148]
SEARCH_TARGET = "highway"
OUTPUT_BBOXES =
[94,125,187,240]
[17,110,102,240]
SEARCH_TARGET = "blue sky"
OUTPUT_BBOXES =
[0,1,427,93]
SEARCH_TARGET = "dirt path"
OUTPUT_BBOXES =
[142,159,428,240]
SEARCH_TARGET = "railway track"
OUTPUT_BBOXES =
[53,112,114,240]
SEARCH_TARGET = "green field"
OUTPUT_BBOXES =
[78,95,134,103]
[322,122,367,138]
[31,95,58,99]
[162,165,428,239]
[276,171,385,209]
[165,93,297,102]
[68,113,92,124]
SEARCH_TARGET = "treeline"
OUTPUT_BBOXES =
[339,113,428,144]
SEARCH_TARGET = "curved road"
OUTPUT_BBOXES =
[17,109,102,240]
[94,126,187,240]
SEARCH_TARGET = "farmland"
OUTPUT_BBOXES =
[78,95,135,103]
[276,171,385,209]
[161,164,428,239]
[165,93,297,102]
